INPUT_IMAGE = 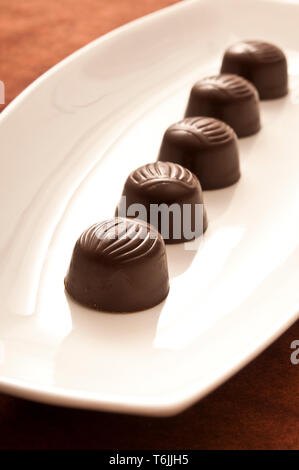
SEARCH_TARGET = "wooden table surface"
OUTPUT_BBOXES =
[0,0,298,450]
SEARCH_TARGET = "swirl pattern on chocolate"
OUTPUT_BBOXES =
[130,161,195,188]
[195,74,257,99]
[168,117,234,146]
[226,40,285,63]
[78,218,158,263]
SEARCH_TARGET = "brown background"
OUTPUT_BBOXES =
[0,0,298,450]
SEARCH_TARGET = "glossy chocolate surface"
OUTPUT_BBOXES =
[158,117,240,190]
[185,74,260,137]
[220,40,288,100]
[116,161,208,244]
[65,218,169,312]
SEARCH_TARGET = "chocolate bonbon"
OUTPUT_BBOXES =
[158,117,240,190]
[65,218,169,312]
[185,74,260,137]
[220,40,288,100]
[116,161,208,244]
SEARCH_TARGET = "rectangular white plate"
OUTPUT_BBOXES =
[0,0,299,416]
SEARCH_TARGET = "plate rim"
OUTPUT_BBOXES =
[0,0,195,123]
[0,309,297,416]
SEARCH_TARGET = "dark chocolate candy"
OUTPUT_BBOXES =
[116,161,208,244]
[220,40,288,100]
[65,218,169,312]
[158,117,240,190]
[185,74,260,138]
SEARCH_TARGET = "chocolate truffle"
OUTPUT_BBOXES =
[185,74,260,137]
[220,40,288,100]
[65,218,169,312]
[158,117,240,190]
[116,161,208,244]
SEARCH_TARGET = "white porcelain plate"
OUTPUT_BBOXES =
[0,0,299,416]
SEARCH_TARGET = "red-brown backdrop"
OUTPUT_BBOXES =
[0,0,298,450]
